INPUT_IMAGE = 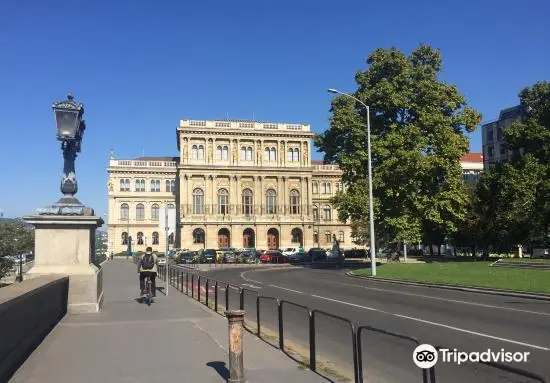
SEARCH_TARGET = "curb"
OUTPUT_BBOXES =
[346,272,550,301]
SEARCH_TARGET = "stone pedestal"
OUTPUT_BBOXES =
[23,215,104,314]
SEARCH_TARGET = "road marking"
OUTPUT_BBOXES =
[240,270,264,285]
[311,295,550,351]
[242,283,262,289]
[307,276,550,317]
[268,284,304,294]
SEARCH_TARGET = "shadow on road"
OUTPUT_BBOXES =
[206,361,229,380]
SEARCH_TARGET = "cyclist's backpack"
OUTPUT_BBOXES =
[142,254,155,270]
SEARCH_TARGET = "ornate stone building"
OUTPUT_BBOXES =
[107,118,352,253]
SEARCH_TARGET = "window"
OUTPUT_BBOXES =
[193,188,204,214]
[324,206,332,220]
[323,182,332,194]
[291,228,302,244]
[336,182,342,192]
[151,180,160,192]
[241,146,247,160]
[222,146,229,160]
[166,180,176,192]
[264,147,270,162]
[120,203,129,220]
[137,232,144,245]
[488,145,494,157]
[121,232,128,245]
[120,179,130,192]
[135,179,145,192]
[216,146,223,160]
[218,188,229,214]
[192,145,198,160]
[152,231,159,245]
[151,204,159,221]
[312,206,319,221]
[325,232,332,243]
[338,231,344,243]
[198,145,205,160]
[487,129,494,142]
[168,233,174,245]
[293,149,300,162]
[497,127,503,141]
[193,228,205,244]
[288,148,293,162]
[136,203,145,220]
[312,182,318,194]
[242,189,253,215]
[313,232,318,244]
[246,147,252,161]
[266,189,277,214]
[290,189,300,214]
[270,148,276,162]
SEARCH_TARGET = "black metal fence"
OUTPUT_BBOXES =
[158,265,548,383]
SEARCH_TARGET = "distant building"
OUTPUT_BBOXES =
[460,152,483,186]
[481,105,526,168]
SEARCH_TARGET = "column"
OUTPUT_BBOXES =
[282,176,287,215]
[259,176,263,215]
[211,175,216,214]
[301,176,307,217]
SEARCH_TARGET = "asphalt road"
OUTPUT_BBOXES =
[176,265,550,383]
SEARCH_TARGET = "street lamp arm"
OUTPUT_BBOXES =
[328,89,370,114]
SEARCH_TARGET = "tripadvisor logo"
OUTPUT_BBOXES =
[413,344,530,368]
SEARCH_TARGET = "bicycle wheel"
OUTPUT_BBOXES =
[146,279,152,306]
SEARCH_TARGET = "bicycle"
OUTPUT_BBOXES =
[143,274,153,306]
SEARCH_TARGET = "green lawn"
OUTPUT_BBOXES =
[499,258,550,263]
[353,262,550,294]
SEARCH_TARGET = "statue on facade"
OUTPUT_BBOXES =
[107,179,114,192]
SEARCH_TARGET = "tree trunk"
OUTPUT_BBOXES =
[472,245,476,257]
[429,244,434,256]
[437,245,441,256]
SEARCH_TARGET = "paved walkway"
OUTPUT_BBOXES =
[10,260,325,383]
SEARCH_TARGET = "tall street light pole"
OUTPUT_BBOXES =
[328,88,377,276]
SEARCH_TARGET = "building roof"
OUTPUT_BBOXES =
[460,152,483,163]
[135,156,179,162]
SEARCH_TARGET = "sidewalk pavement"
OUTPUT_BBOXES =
[9,260,326,383]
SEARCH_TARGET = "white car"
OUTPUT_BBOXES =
[157,256,167,265]
[282,247,301,257]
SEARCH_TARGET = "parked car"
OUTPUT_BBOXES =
[157,254,167,265]
[223,250,238,263]
[307,248,328,262]
[241,250,260,264]
[282,247,301,257]
[178,251,195,264]
[289,252,308,264]
[199,249,218,263]
[259,250,288,263]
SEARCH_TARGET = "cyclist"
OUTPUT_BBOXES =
[138,247,158,297]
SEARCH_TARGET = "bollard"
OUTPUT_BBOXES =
[225,310,246,383]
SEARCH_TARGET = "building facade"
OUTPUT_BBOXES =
[107,119,352,254]
[460,152,483,186]
[481,105,525,169]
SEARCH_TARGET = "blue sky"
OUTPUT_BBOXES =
[1,0,548,218]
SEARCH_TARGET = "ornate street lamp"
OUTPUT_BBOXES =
[37,93,94,216]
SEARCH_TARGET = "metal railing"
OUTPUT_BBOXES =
[158,265,548,383]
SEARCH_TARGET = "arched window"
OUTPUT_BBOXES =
[270,148,276,162]
[216,145,222,160]
[291,228,303,244]
[325,231,332,244]
[168,233,174,245]
[242,189,253,215]
[119,179,125,191]
[338,231,344,243]
[312,182,318,194]
[192,145,198,160]
[324,205,332,221]
[293,148,300,162]
[323,182,332,194]
[222,146,229,160]
[198,145,205,160]
[246,147,252,161]
[151,179,160,192]
[241,146,247,160]
[290,189,300,214]
[137,231,144,245]
[152,231,159,245]
[167,203,175,210]
[218,188,229,214]
[313,232,319,244]
[264,147,270,162]
[312,206,319,221]
[121,232,128,245]
[193,228,205,244]
[151,204,159,221]
[266,189,277,214]
[288,148,293,162]
[136,204,145,220]
[120,203,129,220]
[193,188,204,214]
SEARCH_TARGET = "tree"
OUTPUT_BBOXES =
[477,81,550,251]
[316,45,481,250]
[0,221,34,280]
